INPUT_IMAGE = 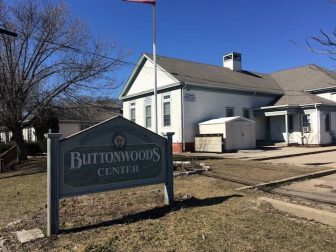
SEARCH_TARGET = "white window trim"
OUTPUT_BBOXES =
[144,104,152,128]
[301,114,311,128]
[129,101,136,122]
[162,93,171,128]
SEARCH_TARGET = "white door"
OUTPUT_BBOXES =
[231,122,244,150]
[242,122,250,149]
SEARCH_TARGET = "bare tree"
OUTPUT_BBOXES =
[306,29,336,60]
[0,0,127,161]
[304,1,336,60]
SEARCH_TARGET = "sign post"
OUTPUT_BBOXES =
[163,132,174,205]
[45,133,61,236]
[45,116,174,236]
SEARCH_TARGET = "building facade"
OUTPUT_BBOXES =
[120,53,336,152]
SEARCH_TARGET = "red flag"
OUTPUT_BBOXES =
[123,0,155,5]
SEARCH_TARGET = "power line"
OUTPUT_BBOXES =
[3,30,336,94]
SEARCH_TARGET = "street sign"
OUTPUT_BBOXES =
[45,116,174,236]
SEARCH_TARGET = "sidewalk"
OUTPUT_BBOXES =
[273,173,336,205]
[175,146,336,162]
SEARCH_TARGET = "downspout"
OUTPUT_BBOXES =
[181,83,186,151]
[315,104,320,145]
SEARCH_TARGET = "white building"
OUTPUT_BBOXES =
[120,52,336,152]
[0,105,121,143]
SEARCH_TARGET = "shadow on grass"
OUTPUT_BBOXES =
[61,194,242,234]
[304,162,334,166]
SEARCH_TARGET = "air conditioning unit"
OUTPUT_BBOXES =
[302,126,311,133]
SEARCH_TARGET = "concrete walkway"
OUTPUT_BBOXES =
[274,173,336,204]
[176,146,336,163]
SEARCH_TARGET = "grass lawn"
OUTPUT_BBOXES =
[0,157,335,251]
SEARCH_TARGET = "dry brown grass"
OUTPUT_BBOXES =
[0,158,335,251]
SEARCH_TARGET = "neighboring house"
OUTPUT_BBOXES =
[119,52,336,152]
[0,103,121,143]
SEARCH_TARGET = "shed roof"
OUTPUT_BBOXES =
[199,116,255,125]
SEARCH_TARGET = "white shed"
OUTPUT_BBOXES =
[198,116,256,151]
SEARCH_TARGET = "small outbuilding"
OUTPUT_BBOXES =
[195,116,256,152]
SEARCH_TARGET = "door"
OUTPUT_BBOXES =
[231,122,244,150]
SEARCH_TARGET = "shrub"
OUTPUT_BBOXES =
[25,140,47,156]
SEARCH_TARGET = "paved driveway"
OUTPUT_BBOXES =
[176,146,336,168]
[264,150,336,168]
[274,173,336,204]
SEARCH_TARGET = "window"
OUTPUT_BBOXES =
[325,113,331,131]
[243,108,250,119]
[226,107,234,117]
[5,132,10,143]
[130,108,136,122]
[145,105,152,128]
[162,93,171,127]
[266,117,270,130]
[301,114,311,127]
[27,128,32,142]
[288,115,294,131]
[163,102,171,126]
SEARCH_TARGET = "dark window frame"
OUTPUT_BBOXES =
[243,108,250,119]
[288,115,294,132]
[325,113,331,131]
[226,107,234,117]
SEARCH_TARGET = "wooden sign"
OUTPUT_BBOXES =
[45,116,174,236]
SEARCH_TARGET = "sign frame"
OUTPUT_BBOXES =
[45,116,174,236]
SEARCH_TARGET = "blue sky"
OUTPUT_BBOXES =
[66,0,336,97]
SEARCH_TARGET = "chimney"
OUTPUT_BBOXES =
[223,52,242,71]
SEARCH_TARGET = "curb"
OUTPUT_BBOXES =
[257,197,336,227]
[236,168,336,191]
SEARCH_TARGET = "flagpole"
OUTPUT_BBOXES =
[153,3,158,134]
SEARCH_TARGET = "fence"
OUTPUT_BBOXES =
[0,145,18,173]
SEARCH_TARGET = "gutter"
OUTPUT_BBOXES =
[184,82,284,96]
[315,104,321,145]
[260,103,323,110]
[120,82,182,100]
[181,82,186,151]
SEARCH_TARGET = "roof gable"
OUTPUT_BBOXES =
[119,54,179,99]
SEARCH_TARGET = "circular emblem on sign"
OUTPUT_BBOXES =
[112,133,127,149]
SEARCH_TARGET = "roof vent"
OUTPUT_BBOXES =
[223,52,242,71]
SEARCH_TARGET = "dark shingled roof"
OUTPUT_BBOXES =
[124,54,336,107]
[145,54,284,95]
[54,103,122,122]
[270,64,336,106]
